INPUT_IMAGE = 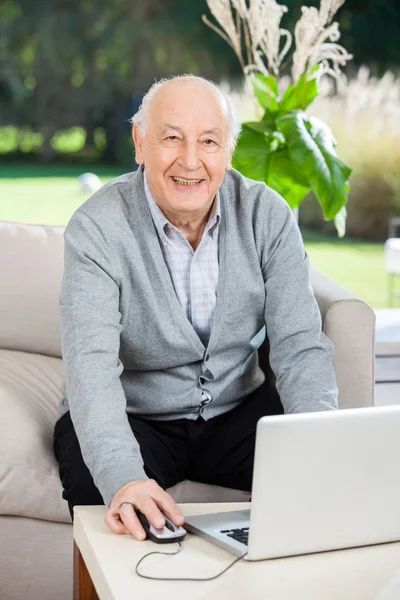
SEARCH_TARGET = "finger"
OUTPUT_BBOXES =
[117,503,147,540]
[104,509,129,535]
[147,483,185,526]
[136,496,166,529]
[156,498,185,526]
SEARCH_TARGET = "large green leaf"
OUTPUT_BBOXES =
[276,111,352,220]
[243,121,275,135]
[241,121,285,151]
[251,73,280,114]
[280,65,321,112]
[232,125,270,182]
[232,125,310,208]
[265,149,310,209]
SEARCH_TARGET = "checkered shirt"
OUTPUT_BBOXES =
[143,171,220,348]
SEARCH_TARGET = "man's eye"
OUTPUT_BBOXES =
[167,135,178,141]
[203,139,216,146]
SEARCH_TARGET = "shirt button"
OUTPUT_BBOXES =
[196,301,204,308]
[162,237,167,244]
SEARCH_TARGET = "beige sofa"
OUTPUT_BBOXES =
[0,219,375,600]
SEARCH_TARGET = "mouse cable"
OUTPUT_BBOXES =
[135,542,247,581]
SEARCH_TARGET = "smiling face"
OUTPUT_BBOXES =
[132,79,233,224]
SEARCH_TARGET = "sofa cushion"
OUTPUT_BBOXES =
[0,349,70,522]
[0,220,64,357]
[0,349,250,523]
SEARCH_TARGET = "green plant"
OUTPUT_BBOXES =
[203,0,353,236]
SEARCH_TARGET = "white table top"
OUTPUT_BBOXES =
[74,503,400,600]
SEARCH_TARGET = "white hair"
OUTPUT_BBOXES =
[130,74,241,153]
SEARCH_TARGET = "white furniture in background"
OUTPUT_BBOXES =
[384,217,400,307]
[374,309,400,406]
[74,503,400,600]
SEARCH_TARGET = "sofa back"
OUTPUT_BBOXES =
[0,220,64,357]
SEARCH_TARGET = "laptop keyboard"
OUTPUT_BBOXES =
[220,527,249,546]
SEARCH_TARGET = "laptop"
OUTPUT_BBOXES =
[184,405,400,560]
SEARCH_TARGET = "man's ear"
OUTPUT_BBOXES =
[132,125,144,165]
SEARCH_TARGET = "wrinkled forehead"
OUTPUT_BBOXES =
[148,81,230,137]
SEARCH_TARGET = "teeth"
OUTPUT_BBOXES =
[173,177,202,186]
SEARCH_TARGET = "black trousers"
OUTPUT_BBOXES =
[53,380,283,520]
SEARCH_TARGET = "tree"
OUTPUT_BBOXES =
[0,0,240,162]
[1,0,398,163]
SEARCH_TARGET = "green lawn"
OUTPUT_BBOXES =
[0,164,395,308]
[0,164,125,226]
[301,230,390,308]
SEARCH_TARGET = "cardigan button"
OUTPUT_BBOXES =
[201,390,213,405]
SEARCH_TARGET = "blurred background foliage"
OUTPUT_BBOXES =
[0,0,400,242]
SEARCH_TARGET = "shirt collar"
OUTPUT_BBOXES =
[143,169,221,240]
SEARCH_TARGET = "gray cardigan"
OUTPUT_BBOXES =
[59,167,338,505]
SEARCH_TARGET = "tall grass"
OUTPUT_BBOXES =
[308,68,400,240]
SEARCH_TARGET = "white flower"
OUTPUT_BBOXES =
[319,0,347,27]
[204,0,242,58]
[248,0,291,76]
[292,3,352,83]
[203,0,352,86]
[230,0,248,18]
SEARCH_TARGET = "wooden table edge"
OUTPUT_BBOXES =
[74,540,100,600]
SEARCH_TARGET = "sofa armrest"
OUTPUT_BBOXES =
[310,267,375,409]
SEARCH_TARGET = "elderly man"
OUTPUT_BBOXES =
[53,75,338,540]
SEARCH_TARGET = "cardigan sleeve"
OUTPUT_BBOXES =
[260,190,338,413]
[60,209,148,505]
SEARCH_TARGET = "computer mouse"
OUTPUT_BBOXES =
[135,509,187,544]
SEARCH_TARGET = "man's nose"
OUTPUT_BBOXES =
[179,141,201,171]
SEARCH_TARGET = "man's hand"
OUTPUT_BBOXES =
[104,479,185,540]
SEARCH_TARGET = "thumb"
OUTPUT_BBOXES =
[104,509,129,535]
